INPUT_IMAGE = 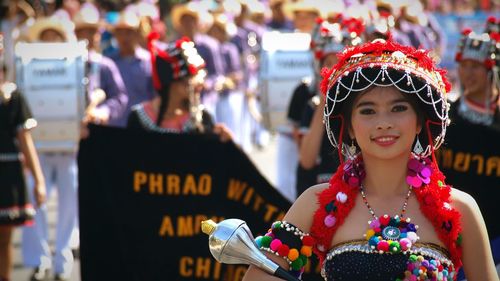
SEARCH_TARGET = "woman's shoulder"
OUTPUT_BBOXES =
[283,183,329,233]
[449,187,482,222]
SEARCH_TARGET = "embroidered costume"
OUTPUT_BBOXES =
[256,39,464,281]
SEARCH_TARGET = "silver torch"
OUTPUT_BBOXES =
[201,219,301,281]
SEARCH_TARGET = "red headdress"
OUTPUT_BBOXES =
[147,32,206,91]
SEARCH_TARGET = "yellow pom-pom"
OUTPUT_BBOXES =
[288,249,299,261]
[417,256,425,262]
[300,246,312,257]
[365,229,375,240]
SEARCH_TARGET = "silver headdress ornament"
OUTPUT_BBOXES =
[321,39,451,159]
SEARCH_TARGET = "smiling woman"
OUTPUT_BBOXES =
[242,39,499,281]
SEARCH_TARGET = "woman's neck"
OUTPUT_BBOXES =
[361,152,411,197]
[152,96,186,119]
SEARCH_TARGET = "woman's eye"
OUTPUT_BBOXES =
[359,108,375,115]
[392,105,408,112]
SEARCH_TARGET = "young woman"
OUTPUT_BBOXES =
[127,33,232,141]
[0,65,46,281]
[243,40,498,281]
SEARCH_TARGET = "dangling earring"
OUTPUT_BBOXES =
[413,135,424,156]
[349,139,357,157]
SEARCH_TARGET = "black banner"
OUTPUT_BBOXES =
[436,117,500,263]
[78,125,323,281]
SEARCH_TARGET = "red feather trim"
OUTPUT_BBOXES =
[147,31,162,90]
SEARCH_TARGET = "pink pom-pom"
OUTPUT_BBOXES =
[270,239,282,251]
[324,214,337,227]
[377,240,389,252]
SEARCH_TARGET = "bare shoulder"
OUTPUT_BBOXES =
[449,187,480,216]
[283,183,329,234]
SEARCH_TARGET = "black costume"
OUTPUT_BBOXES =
[0,90,36,225]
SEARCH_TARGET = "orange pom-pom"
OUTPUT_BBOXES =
[300,246,312,257]
[288,249,299,261]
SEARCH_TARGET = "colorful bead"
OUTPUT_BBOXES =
[406,157,432,188]
[365,229,375,240]
[277,244,290,256]
[300,246,312,257]
[302,236,314,246]
[261,236,272,248]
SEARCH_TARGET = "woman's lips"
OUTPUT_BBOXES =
[371,135,399,147]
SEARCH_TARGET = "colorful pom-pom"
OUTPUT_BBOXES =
[270,239,282,251]
[324,214,337,227]
[302,235,314,247]
[336,192,347,203]
[255,236,263,248]
[261,235,272,248]
[300,246,312,257]
[277,244,290,256]
[377,240,389,252]
[365,229,375,240]
[288,249,299,261]
[290,258,303,270]
[379,215,390,226]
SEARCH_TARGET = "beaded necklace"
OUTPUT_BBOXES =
[360,184,420,254]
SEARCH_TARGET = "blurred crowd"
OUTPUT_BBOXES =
[0,0,499,281]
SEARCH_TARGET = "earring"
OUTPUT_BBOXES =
[413,135,424,155]
[349,139,357,157]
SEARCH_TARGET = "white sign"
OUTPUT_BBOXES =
[259,32,314,132]
[15,42,87,152]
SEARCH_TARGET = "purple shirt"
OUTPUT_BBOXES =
[88,51,128,126]
[107,47,155,127]
[193,33,224,92]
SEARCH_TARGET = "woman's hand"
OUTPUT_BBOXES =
[33,180,47,208]
[213,123,234,143]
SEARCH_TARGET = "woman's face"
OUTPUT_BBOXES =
[458,59,489,97]
[350,86,421,160]
[170,78,190,100]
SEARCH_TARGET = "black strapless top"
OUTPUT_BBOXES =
[321,240,454,281]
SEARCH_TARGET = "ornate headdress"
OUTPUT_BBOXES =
[321,39,451,160]
[455,16,500,70]
[147,33,206,91]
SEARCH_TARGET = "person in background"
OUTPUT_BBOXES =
[107,11,154,127]
[73,3,128,133]
[285,0,320,33]
[267,0,294,31]
[295,17,363,197]
[127,34,232,142]
[439,17,500,279]
[0,38,45,281]
[206,12,251,151]
[21,16,77,281]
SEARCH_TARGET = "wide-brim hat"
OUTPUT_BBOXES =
[28,16,74,42]
[170,2,201,32]
[73,3,101,31]
[284,0,320,19]
[321,39,451,159]
[112,11,140,31]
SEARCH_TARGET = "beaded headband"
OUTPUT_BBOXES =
[321,39,451,159]
[147,32,206,90]
[455,16,500,70]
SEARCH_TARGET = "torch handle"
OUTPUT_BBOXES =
[273,267,301,281]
